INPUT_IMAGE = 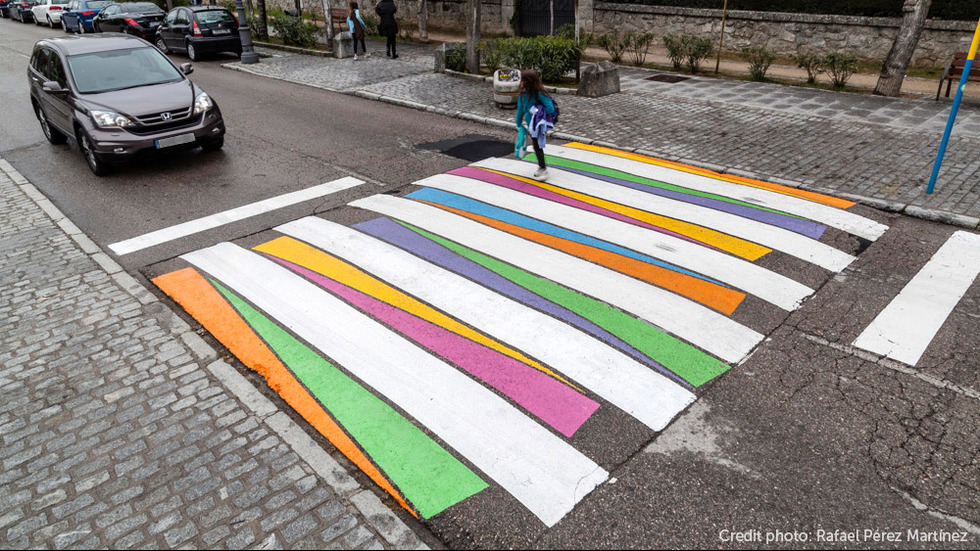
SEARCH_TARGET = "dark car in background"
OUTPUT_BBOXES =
[0,0,12,17]
[60,0,109,33]
[8,0,38,22]
[155,5,241,61]
[92,1,163,40]
[29,35,226,176]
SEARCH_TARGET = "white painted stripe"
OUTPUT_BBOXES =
[278,216,697,431]
[109,177,364,255]
[852,231,980,366]
[415,173,813,311]
[475,157,856,272]
[183,243,609,527]
[545,144,889,242]
[352,194,763,362]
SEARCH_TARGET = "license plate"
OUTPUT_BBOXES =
[155,133,195,149]
[213,28,230,35]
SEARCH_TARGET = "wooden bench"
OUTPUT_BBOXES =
[936,52,980,100]
[328,7,349,37]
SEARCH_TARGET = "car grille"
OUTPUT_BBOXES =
[130,107,200,134]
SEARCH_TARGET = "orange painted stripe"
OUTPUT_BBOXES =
[417,201,746,316]
[152,268,416,516]
[566,143,856,209]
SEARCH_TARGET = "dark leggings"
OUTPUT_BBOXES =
[353,36,366,54]
[530,137,546,169]
[386,33,396,56]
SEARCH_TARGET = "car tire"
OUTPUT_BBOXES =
[77,20,83,33]
[93,20,100,32]
[35,105,67,145]
[62,18,70,32]
[199,135,224,152]
[77,129,110,176]
[46,15,53,26]
[186,41,198,61]
[155,36,169,54]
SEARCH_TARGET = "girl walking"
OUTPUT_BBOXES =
[375,0,398,59]
[515,70,557,181]
[347,2,367,59]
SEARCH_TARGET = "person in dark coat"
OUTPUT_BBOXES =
[375,0,398,59]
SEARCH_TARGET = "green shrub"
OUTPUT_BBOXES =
[478,39,504,71]
[493,35,581,82]
[445,43,466,72]
[597,31,627,63]
[555,23,576,40]
[360,13,379,36]
[662,34,684,69]
[680,35,712,74]
[741,46,775,81]
[624,31,654,66]
[794,52,822,84]
[270,14,318,47]
[823,51,857,89]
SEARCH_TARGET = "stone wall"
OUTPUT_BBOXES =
[293,0,513,36]
[591,3,977,68]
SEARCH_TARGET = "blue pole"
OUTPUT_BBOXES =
[927,60,974,194]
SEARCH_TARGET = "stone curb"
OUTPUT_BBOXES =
[443,68,579,95]
[0,158,427,550]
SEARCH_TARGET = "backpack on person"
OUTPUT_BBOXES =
[352,14,365,39]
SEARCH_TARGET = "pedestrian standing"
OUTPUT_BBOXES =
[375,0,398,59]
[347,1,367,60]
[515,70,557,181]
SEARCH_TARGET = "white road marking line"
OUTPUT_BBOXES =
[352,194,763,363]
[108,177,364,255]
[474,157,856,272]
[852,231,980,366]
[546,144,889,241]
[182,243,609,528]
[415,173,813,311]
[278,216,697,431]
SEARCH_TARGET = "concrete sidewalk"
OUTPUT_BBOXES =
[228,40,980,228]
[0,159,429,548]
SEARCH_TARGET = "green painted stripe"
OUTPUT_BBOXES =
[212,280,488,518]
[398,223,730,387]
[542,156,804,219]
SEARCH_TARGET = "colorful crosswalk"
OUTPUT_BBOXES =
[152,144,890,527]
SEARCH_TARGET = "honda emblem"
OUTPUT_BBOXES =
[161,112,172,121]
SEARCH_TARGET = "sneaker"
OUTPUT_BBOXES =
[353,54,358,60]
[533,167,549,181]
[392,54,399,59]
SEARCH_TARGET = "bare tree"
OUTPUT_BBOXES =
[466,0,480,73]
[418,0,428,42]
[322,0,334,40]
[874,0,932,97]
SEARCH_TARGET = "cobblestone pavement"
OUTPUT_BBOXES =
[0,161,427,549]
[227,46,980,226]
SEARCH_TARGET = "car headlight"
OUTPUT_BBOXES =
[90,110,133,128]
[193,92,213,115]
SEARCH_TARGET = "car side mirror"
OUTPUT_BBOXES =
[42,81,67,95]
[180,63,193,75]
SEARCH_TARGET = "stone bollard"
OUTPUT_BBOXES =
[578,61,620,98]
[333,31,354,59]
[434,42,464,72]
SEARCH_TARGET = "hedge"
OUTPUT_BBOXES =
[601,0,979,21]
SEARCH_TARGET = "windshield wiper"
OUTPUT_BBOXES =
[89,78,182,94]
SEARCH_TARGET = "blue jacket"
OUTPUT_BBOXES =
[515,92,556,128]
[347,9,366,37]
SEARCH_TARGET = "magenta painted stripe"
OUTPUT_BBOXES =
[448,167,714,249]
[267,256,601,438]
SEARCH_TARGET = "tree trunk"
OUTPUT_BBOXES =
[256,0,268,40]
[874,0,932,97]
[466,0,480,74]
[321,0,333,40]
[418,0,428,42]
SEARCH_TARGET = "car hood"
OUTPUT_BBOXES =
[78,79,197,118]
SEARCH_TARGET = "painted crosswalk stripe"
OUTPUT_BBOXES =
[108,177,365,255]
[182,243,610,527]
[414,173,814,310]
[277,216,697,431]
[544,145,889,241]
[351,194,763,362]
[473,159,855,272]
[852,231,980,365]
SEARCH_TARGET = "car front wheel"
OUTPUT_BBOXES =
[77,20,84,33]
[199,135,224,151]
[77,130,110,176]
[156,36,169,54]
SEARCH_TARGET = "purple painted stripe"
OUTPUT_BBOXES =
[353,217,690,387]
[554,165,828,240]
[268,255,600,438]
[448,167,714,249]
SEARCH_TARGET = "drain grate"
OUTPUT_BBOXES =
[645,74,691,83]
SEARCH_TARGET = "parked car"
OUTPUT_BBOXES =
[9,0,38,22]
[29,34,226,176]
[0,0,14,18]
[155,6,241,61]
[31,0,69,26]
[92,1,163,40]
[60,0,109,33]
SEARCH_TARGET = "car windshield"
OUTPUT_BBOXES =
[67,47,182,94]
[196,9,235,24]
[121,2,161,12]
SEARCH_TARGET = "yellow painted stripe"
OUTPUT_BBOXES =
[566,143,857,209]
[480,168,771,261]
[255,236,582,390]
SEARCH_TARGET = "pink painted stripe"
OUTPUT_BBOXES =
[449,166,711,248]
[269,256,601,438]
